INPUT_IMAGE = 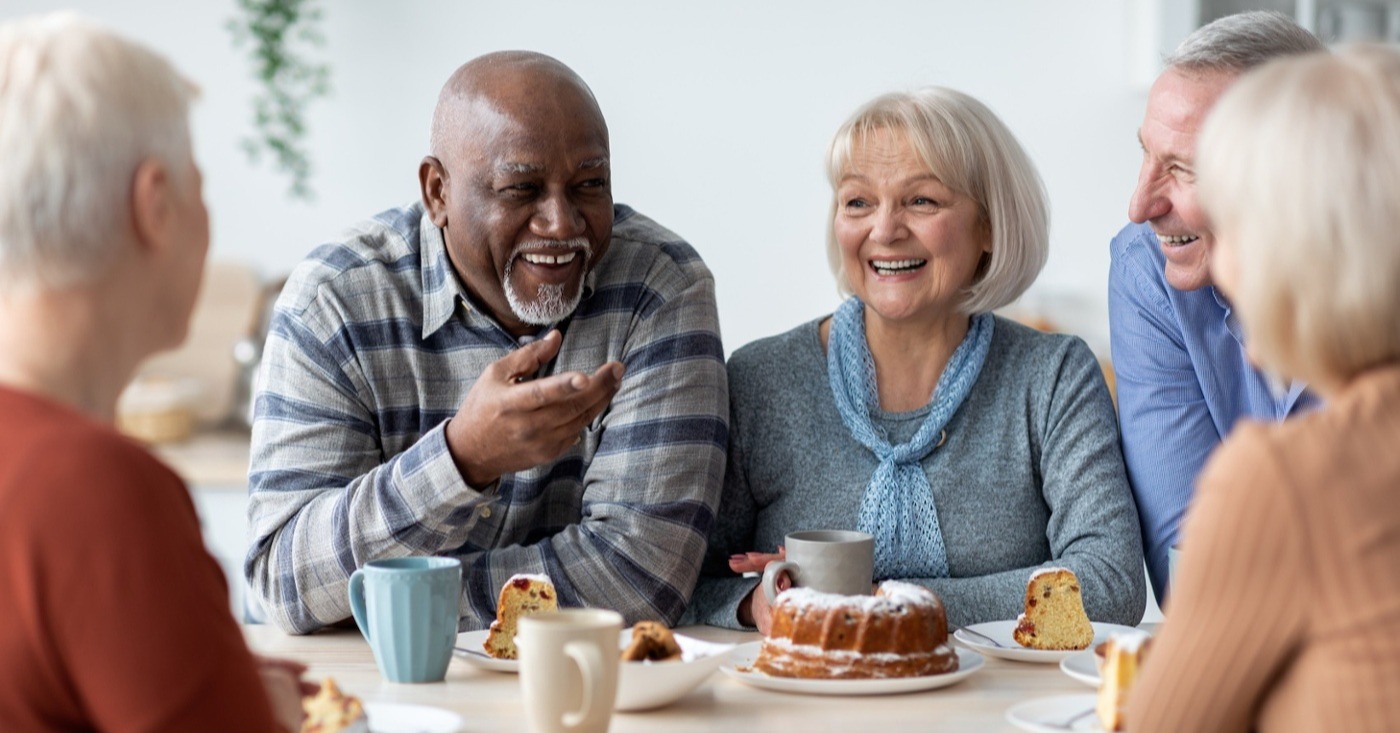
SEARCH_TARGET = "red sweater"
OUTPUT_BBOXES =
[0,386,281,732]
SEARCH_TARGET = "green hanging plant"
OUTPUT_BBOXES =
[227,0,330,200]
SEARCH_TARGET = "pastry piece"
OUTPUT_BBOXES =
[1096,631,1152,731]
[483,573,558,660]
[1012,567,1094,650]
[301,677,368,733]
[754,580,958,679]
[621,620,683,662]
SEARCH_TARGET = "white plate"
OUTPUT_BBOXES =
[364,702,463,733]
[617,634,738,711]
[1005,693,1104,732]
[953,621,1141,663]
[453,628,519,673]
[1059,649,1100,687]
[719,643,982,696]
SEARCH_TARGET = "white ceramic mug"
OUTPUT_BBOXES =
[762,529,874,601]
[518,609,622,733]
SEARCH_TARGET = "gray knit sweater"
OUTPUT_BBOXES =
[683,316,1146,629]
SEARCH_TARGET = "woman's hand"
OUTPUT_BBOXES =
[732,548,789,635]
[254,656,315,732]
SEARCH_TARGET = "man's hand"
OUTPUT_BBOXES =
[446,329,624,488]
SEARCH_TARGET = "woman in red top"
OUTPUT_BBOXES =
[0,13,305,732]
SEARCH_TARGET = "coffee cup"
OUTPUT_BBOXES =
[518,609,623,733]
[761,529,874,602]
[347,556,461,683]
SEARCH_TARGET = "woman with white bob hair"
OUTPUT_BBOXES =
[1128,45,1400,732]
[0,13,306,731]
[686,88,1146,632]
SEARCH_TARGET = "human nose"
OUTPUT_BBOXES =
[530,191,585,241]
[869,206,908,245]
[1128,162,1170,224]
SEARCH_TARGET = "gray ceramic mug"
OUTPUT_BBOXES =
[761,529,874,601]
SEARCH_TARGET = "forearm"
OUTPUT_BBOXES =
[247,422,491,633]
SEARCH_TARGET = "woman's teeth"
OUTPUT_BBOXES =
[1158,234,1199,246]
[872,258,927,275]
[521,251,578,265]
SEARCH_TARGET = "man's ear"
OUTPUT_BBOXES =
[130,158,173,256]
[419,156,449,227]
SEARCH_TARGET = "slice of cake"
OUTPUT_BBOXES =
[301,678,367,733]
[483,573,558,660]
[754,581,958,679]
[1096,631,1152,731]
[1012,567,1094,650]
[620,620,683,662]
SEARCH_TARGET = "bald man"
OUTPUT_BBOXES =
[247,52,728,634]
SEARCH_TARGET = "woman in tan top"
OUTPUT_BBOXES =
[1128,45,1400,732]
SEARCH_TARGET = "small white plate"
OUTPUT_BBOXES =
[954,621,1141,663]
[364,702,463,733]
[720,644,982,696]
[1059,649,1100,687]
[1005,693,1103,732]
[617,634,738,711]
[453,628,519,673]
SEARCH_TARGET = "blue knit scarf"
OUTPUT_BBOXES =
[826,297,994,579]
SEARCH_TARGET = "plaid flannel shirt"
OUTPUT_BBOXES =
[245,202,728,634]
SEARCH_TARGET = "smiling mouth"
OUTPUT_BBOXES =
[519,251,581,266]
[870,258,927,275]
[1157,234,1199,247]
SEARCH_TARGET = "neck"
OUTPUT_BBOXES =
[864,309,972,412]
[0,283,146,421]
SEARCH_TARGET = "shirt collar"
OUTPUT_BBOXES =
[418,211,601,341]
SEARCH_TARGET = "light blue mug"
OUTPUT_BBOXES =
[348,556,461,683]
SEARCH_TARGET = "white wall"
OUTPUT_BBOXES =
[4,0,1159,354]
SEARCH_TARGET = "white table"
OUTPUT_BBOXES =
[245,624,1106,731]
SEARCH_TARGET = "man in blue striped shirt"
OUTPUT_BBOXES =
[1108,12,1321,605]
[246,51,727,634]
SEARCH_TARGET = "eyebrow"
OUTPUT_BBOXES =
[838,172,944,185]
[579,157,608,170]
[497,162,542,175]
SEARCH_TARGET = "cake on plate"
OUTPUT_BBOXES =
[301,678,367,733]
[621,620,683,662]
[1097,630,1152,731]
[754,580,958,679]
[483,573,558,660]
[1012,567,1093,650]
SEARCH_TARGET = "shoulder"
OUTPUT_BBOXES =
[986,316,1097,377]
[726,319,826,409]
[1108,222,1173,309]
[728,320,822,381]
[596,205,714,299]
[277,202,428,318]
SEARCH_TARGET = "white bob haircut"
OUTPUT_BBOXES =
[0,12,197,293]
[825,88,1049,315]
[1198,44,1400,390]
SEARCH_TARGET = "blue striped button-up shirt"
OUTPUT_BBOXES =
[245,202,728,634]
[1108,222,1314,604]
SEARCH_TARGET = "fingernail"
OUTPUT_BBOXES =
[730,554,746,561]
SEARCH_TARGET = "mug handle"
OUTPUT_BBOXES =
[347,569,370,643]
[761,560,799,602]
[561,640,605,730]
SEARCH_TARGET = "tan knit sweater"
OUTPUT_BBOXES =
[1128,365,1400,732]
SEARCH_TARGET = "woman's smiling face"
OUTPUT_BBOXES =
[833,126,990,326]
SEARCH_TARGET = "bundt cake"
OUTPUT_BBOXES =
[1097,631,1152,731]
[620,621,683,662]
[754,580,958,679]
[483,573,558,660]
[1012,567,1094,650]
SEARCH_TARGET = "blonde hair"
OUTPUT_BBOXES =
[825,88,1048,314]
[0,12,198,293]
[1198,44,1400,387]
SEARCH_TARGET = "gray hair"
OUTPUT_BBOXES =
[0,12,198,293]
[825,88,1049,315]
[1166,10,1324,73]
[1198,44,1400,389]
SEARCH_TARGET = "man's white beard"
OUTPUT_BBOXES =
[503,239,590,326]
